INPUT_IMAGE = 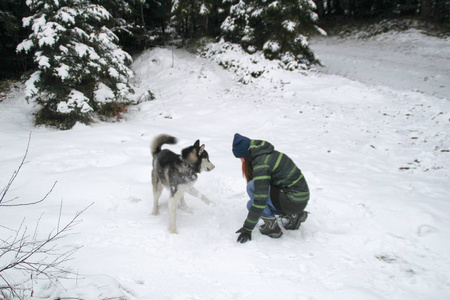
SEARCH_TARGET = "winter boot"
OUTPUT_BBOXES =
[259,217,283,238]
[284,211,309,230]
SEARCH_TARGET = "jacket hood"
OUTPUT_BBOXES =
[250,140,275,157]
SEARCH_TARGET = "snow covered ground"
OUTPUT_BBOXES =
[310,29,450,100]
[1,30,449,299]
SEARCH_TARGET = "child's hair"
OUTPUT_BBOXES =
[242,155,253,183]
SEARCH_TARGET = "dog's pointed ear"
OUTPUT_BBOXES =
[199,144,205,155]
[194,140,200,148]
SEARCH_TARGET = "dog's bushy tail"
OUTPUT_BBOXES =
[151,134,177,156]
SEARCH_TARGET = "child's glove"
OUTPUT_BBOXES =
[236,227,252,243]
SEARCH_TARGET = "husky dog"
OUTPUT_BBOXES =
[151,134,215,233]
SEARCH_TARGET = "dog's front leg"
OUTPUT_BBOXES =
[187,186,215,206]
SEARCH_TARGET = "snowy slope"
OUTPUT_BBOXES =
[310,29,450,99]
[1,30,449,300]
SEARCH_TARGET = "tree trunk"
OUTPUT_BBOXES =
[420,0,432,19]
[315,0,325,17]
[326,0,333,15]
[140,2,146,31]
[334,0,344,15]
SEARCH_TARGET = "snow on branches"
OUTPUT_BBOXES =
[220,0,324,67]
[17,0,134,129]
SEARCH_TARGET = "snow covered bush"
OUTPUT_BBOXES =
[201,39,270,83]
[17,0,135,130]
[201,39,310,84]
[221,0,324,68]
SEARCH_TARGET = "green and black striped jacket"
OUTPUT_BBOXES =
[243,139,309,232]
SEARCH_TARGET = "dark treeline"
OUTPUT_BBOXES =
[0,0,32,79]
[315,0,449,23]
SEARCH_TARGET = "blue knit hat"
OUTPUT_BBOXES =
[232,133,251,158]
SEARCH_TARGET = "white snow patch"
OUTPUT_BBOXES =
[283,20,296,32]
[263,40,281,53]
[57,90,93,113]
[95,83,115,103]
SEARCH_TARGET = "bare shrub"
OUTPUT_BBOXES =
[0,134,90,299]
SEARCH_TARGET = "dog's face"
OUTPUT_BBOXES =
[198,144,215,173]
[184,140,215,173]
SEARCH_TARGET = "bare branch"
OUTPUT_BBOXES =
[0,133,31,205]
[0,134,95,297]
[0,204,92,273]
[0,274,23,300]
[0,133,58,208]
[0,203,92,297]
[0,181,58,207]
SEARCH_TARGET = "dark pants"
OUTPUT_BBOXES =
[246,180,307,217]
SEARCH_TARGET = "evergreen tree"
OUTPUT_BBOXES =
[98,0,148,53]
[17,0,134,130]
[93,0,134,42]
[221,0,322,68]
[171,0,202,38]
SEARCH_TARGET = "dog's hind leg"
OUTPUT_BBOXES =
[168,190,184,234]
[187,186,215,206]
[152,171,163,215]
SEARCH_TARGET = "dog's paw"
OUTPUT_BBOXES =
[152,210,159,216]
[207,200,216,207]
[170,229,178,234]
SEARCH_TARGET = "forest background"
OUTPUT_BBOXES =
[0,0,449,128]
[2,0,449,80]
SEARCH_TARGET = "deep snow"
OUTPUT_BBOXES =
[1,30,449,299]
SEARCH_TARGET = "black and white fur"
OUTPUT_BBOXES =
[151,134,215,233]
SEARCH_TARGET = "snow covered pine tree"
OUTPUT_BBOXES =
[17,0,134,129]
[221,0,324,69]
